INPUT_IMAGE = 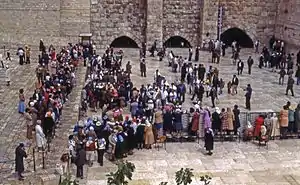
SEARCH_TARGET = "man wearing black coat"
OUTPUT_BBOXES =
[286,76,295,96]
[247,56,254,75]
[75,144,86,179]
[15,143,27,181]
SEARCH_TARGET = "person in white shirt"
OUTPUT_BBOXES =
[96,137,106,166]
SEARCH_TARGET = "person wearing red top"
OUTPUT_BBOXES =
[254,115,265,137]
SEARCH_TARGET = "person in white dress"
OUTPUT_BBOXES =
[35,120,46,151]
[270,113,280,138]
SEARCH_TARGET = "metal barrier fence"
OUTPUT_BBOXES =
[239,111,278,132]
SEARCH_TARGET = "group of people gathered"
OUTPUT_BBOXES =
[15,40,84,180]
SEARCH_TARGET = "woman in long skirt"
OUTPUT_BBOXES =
[24,108,33,139]
[204,128,214,155]
[18,89,25,114]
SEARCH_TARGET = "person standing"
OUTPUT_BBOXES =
[245,84,252,110]
[35,120,46,151]
[24,108,33,139]
[0,54,4,68]
[18,89,25,114]
[279,67,286,85]
[231,75,239,95]
[15,143,27,181]
[188,47,193,61]
[5,65,11,86]
[237,59,244,75]
[254,40,260,53]
[285,75,295,96]
[75,144,86,179]
[140,58,146,77]
[144,120,154,149]
[25,45,31,64]
[6,49,11,61]
[17,47,25,65]
[247,56,254,75]
[204,128,214,155]
[96,137,106,166]
[195,46,199,62]
[209,87,217,108]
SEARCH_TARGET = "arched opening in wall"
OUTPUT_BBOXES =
[110,36,139,48]
[164,36,191,48]
[221,28,254,48]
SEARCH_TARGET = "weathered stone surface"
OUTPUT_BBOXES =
[1,0,300,50]
[275,0,300,51]
[162,0,202,46]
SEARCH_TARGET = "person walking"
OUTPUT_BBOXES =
[285,75,295,96]
[15,143,27,181]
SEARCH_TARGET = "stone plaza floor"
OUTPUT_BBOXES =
[84,48,300,185]
[0,48,300,185]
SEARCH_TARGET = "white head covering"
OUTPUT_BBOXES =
[29,102,35,107]
[89,126,94,131]
[195,104,200,110]
[215,107,221,114]
[146,119,151,126]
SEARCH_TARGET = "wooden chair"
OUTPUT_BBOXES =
[156,136,167,151]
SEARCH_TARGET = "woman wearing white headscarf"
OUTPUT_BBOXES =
[144,120,154,149]
[270,113,280,138]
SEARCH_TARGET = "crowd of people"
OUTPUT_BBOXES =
[63,34,300,179]
[11,34,300,181]
[15,40,85,180]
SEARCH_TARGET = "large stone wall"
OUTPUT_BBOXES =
[0,0,89,50]
[221,0,280,44]
[162,0,203,47]
[146,0,164,48]
[275,0,300,51]
[90,0,147,50]
[201,0,219,42]
[60,0,91,37]
[0,0,299,51]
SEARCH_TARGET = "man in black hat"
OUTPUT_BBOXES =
[15,143,27,180]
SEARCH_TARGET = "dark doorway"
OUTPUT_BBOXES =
[164,36,191,48]
[221,28,254,48]
[110,36,139,48]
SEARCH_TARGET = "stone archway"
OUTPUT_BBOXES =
[110,36,139,48]
[163,36,192,48]
[221,27,254,48]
